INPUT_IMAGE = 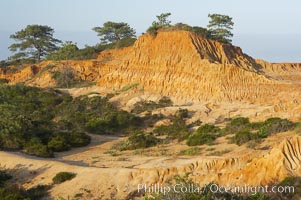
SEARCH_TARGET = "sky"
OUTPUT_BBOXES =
[0,0,301,62]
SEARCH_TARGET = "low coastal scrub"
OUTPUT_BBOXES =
[179,147,202,156]
[131,96,173,114]
[117,130,161,151]
[186,124,221,146]
[227,117,296,145]
[154,116,296,147]
[0,84,141,157]
[153,109,190,141]
[52,172,76,184]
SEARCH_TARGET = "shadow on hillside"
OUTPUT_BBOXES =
[54,134,121,158]
[1,163,51,186]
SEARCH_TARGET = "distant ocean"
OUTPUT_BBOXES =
[1,31,301,63]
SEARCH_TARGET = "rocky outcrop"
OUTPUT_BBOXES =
[97,31,301,104]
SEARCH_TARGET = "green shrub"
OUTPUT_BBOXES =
[119,130,160,150]
[52,172,76,184]
[26,185,51,199]
[140,113,164,128]
[146,26,160,35]
[24,138,54,158]
[258,118,295,136]
[0,171,12,186]
[131,97,173,114]
[179,147,202,156]
[0,84,147,157]
[47,134,70,152]
[186,124,220,146]
[224,117,250,134]
[0,170,50,199]
[230,129,259,146]
[44,132,90,153]
[225,117,295,145]
[0,186,28,200]
[158,96,173,107]
[153,116,189,141]
[67,132,91,147]
[131,100,159,114]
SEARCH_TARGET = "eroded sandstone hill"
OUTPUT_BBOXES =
[97,31,301,104]
[1,30,301,106]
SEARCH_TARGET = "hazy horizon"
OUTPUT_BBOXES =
[1,0,301,63]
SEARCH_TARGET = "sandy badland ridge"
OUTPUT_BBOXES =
[1,30,301,199]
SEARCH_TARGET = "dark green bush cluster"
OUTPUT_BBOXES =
[0,170,50,199]
[153,109,189,141]
[227,117,296,145]
[26,185,51,199]
[0,186,29,200]
[52,172,76,184]
[46,38,136,61]
[230,130,258,146]
[141,112,165,128]
[57,95,141,135]
[152,23,211,39]
[224,117,250,133]
[131,97,173,114]
[46,41,96,60]
[0,171,12,186]
[257,118,295,137]
[186,124,221,146]
[47,132,90,152]
[118,130,160,151]
[0,84,141,157]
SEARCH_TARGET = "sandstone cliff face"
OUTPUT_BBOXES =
[97,31,301,104]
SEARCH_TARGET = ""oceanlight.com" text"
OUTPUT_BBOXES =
[137,183,295,196]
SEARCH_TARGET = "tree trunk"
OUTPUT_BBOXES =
[37,48,41,62]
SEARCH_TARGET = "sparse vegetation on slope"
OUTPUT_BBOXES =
[131,96,173,114]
